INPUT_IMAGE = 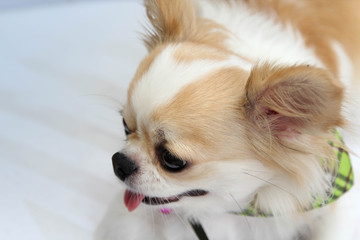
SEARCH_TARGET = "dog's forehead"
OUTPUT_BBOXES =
[128,44,251,124]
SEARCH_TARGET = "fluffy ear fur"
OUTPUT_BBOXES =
[143,0,229,51]
[244,64,344,214]
[244,64,344,140]
[143,0,197,50]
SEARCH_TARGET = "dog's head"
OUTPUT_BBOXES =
[113,0,344,216]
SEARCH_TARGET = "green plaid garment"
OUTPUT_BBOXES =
[233,130,354,217]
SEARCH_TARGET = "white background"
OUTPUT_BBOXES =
[0,1,145,239]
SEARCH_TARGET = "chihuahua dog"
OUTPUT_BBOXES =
[96,0,360,239]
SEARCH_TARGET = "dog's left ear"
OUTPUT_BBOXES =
[244,64,344,139]
[143,0,197,50]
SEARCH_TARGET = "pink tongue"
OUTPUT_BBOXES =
[124,189,145,212]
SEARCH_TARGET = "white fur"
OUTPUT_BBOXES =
[131,44,251,125]
[331,41,360,133]
[124,137,274,214]
[96,190,320,240]
[196,0,325,67]
[96,1,354,240]
[332,41,354,88]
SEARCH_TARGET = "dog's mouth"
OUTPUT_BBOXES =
[124,189,208,212]
[143,189,208,205]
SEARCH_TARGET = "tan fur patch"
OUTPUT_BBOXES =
[144,0,230,53]
[143,0,197,50]
[173,42,229,63]
[150,67,250,178]
[232,0,360,80]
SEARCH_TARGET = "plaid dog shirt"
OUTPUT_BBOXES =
[233,130,354,217]
[190,130,354,240]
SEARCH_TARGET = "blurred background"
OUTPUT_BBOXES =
[0,0,145,239]
[0,0,136,10]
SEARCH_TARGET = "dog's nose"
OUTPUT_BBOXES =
[112,152,138,181]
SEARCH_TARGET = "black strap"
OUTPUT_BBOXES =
[190,221,209,240]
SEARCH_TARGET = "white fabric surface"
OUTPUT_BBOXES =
[0,2,145,239]
[0,1,359,240]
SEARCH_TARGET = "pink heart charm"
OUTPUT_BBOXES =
[160,208,172,214]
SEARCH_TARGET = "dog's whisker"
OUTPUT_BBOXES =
[241,171,297,199]
[229,193,254,240]
[171,208,193,233]
[149,206,156,237]
[81,93,123,105]
[159,208,168,225]
[147,190,156,237]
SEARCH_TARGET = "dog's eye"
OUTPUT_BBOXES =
[161,149,187,173]
[122,118,131,136]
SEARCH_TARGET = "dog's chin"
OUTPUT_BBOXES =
[124,188,208,211]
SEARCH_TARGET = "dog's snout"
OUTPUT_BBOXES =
[112,152,138,181]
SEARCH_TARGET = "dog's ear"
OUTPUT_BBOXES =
[143,0,197,50]
[244,64,344,140]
